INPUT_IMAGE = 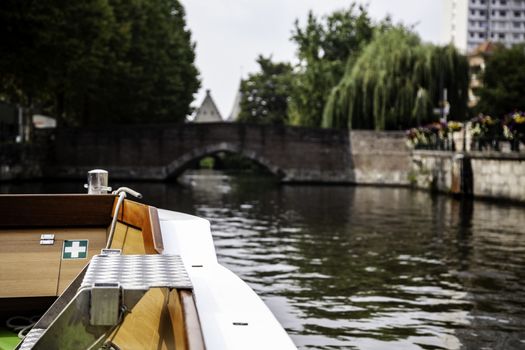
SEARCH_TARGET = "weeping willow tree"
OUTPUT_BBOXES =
[322,27,469,130]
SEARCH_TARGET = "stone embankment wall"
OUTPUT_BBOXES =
[411,150,525,202]
[349,131,411,186]
[411,151,463,194]
[470,153,525,201]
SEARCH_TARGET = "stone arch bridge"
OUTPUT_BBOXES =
[52,123,409,184]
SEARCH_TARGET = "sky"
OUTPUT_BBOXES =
[179,0,444,119]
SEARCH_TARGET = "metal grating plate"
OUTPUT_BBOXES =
[81,254,192,290]
[19,328,45,350]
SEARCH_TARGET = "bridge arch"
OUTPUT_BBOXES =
[164,142,286,179]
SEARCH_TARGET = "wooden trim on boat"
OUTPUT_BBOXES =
[180,290,206,350]
[112,198,164,254]
[167,289,188,349]
[0,194,114,228]
[149,206,164,253]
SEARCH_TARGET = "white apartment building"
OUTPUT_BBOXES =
[444,0,525,53]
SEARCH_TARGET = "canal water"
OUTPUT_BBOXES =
[2,172,525,350]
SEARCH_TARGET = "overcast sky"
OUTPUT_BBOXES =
[179,0,444,119]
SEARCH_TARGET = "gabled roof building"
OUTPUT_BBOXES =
[192,89,223,123]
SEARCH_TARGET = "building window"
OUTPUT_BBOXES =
[480,32,485,38]
[480,10,486,16]
[514,22,521,28]
[515,11,522,17]
[499,33,505,39]
[500,11,506,17]
[470,32,475,38]
[500,0,506,4]
[480,0,485,3]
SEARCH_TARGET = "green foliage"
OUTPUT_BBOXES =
[289,4,374,127]
[237,56,294,125]
[0,0,199,125]
[477,44,525,117]
[199,156,215,169]
[0,0,114,111]
[322,27,469,130]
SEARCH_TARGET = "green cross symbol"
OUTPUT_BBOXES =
[62,240,89,259]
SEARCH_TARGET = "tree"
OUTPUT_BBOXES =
[92,0,200,124]
[288,4,375,127]
[477,44,525,117]
[237,56,294,125]
[0,0,115,125]
[0,0,199,126]
[322,27,469,130]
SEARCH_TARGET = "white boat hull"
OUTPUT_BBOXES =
[158,209,296,350]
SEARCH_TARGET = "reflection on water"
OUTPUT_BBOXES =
[2,172,525,349]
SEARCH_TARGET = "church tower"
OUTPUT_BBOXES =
[226,82,242,122]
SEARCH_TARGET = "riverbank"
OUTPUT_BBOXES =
[411,150,525,203]
[1,128,524,203]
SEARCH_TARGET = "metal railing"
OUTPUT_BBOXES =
[470,136,522,152]
[414,136,523,153]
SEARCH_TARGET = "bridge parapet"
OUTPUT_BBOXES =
[50,123,410,185]
[51,123,354,183]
